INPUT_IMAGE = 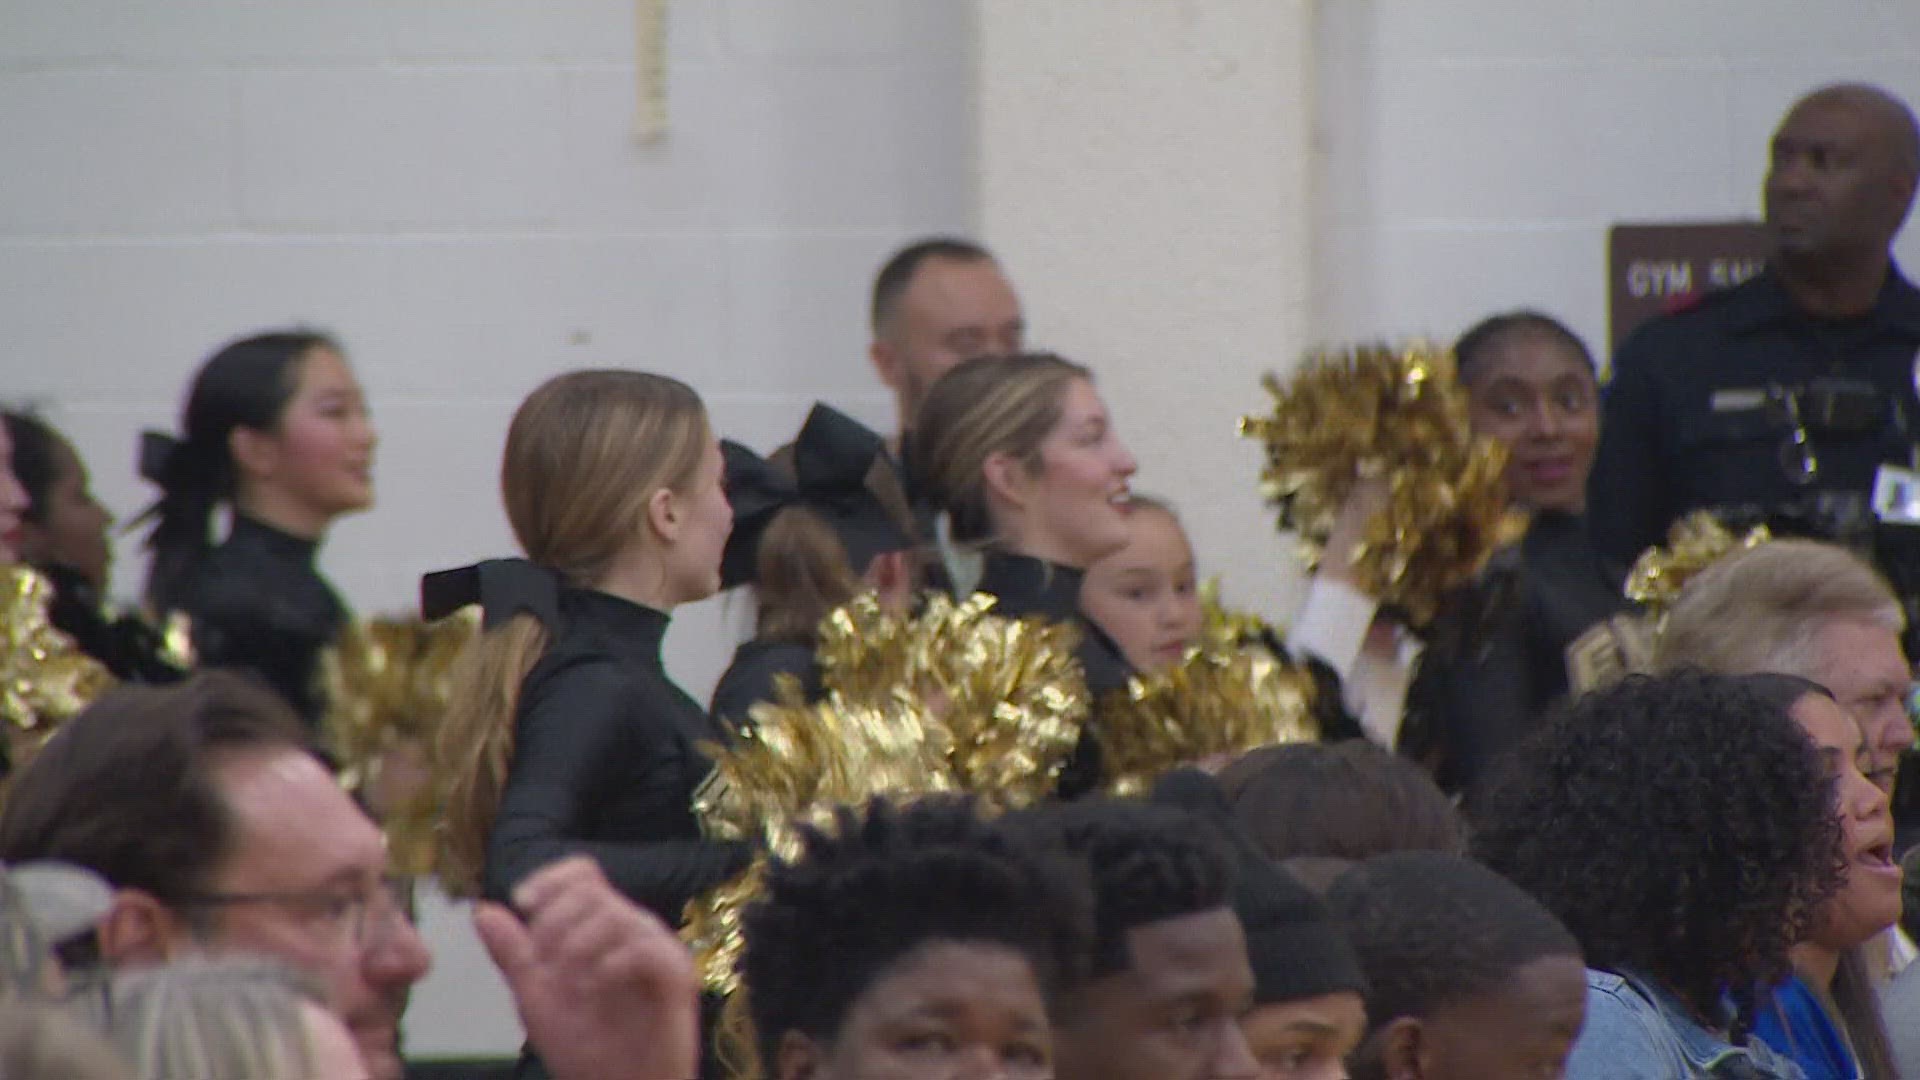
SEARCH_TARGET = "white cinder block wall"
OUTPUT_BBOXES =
[0,0,973,1056]
[14,0,1920,1060]
[975,0,1319,620]
[1315,0,1920,356]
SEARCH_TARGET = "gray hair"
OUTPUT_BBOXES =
[0,999,129,1080]
[1654,539,1904,679]
[72,958,325,1080]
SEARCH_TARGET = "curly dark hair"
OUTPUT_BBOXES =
[740,795,1092,1068]
[1006,797,1234,981]
[1471,671,1845,1023]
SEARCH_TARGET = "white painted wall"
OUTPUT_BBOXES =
[1315,0,1920,357]
[0,0,973,1057]
[974,0,1319,619]
[16,0,1920,1062]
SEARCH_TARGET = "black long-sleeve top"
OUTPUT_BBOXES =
[174,515,346,726]
[1400,512,1628,795]
[482,586,750,924]
[709,639,818,734]
[38,562,184,684]
[1588,267,1920,573]
[968,552,1132,797]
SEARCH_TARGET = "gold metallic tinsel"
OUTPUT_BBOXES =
[682,591,1089,1000]
[1566,512,1770,693]
[1099,639,1320,797]
[1198,578,1283,651]
[0,566,114,778]
[814,593,1090,800]
[1624,510,1771,614]
[1239,342,1530,627]
[319,608,480,876]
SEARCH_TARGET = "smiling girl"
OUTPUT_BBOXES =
[913,353,1139,794]
[137,331,377,725]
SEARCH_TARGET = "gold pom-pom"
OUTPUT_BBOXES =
[0,566,115,778]
[1239,343,1530,627]
[319,608,480,876]
[1099,641,1320,796]
[684,687,954,996]
[682,591,1089,998]
[1566,512,1769,693]
[1624,510,1771,614]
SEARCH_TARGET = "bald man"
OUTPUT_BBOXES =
[1589,83,1920,570]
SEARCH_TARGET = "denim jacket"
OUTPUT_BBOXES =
[1566,969,1807,1079]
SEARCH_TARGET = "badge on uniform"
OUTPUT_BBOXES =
[1873,464,1920,526]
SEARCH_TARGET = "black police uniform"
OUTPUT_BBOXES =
[1588,265,1920,575]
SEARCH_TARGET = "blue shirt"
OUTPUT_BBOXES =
[1752,975,1860,1080]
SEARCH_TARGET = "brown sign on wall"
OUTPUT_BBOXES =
[1607,221,1773,356]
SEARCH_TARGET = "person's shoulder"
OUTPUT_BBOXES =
[519,650,643,723]
[1564,971,1683,1079]
[1612,276,1770,368]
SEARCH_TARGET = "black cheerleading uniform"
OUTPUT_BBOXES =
[171,515,346,727]
[36,562,185,684]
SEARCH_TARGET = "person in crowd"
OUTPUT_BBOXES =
[1326,851,1587,1080]
[710,404,916,729]
[136,330,377,726]
[1080,495,1204,673]
[767,236,1026,552]
[0,673,706,1080]
[1656,539,1917,849]
[1747,689,1902,1079]
[73,958,367,1080]
[1475,671,1849,1079]
[739,795,1091,1080]
[1011,797,1262,1080]
[1398,311,1625,795]
[1214,741,1466,864]
[0,404,35,565]
[1589,84,1920,584]
[2,409,183,683]
[1149,768,1370,1080]
[869,236,1025,460]
[911,352,1141,794]
[425,370,747,1077]
[1080,494,1375,744]
[0,672,424,1078]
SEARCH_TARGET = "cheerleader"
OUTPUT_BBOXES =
[709,403,914,730]
[426,370,749,1077]
[136,330,375,724]
[3,410,181,682]
[1399,311,1626,795]
[910,353,1139,793]
[1077,495,1202,674]
[1081,493,1381,745]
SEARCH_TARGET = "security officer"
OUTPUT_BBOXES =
[1590,82,1920,574]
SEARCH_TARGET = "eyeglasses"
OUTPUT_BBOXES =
[176,875,413,948]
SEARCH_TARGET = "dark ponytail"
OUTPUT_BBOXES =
[136,331,337,612]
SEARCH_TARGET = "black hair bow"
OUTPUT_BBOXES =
[719,404,909,590]
[420,558,562,629]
